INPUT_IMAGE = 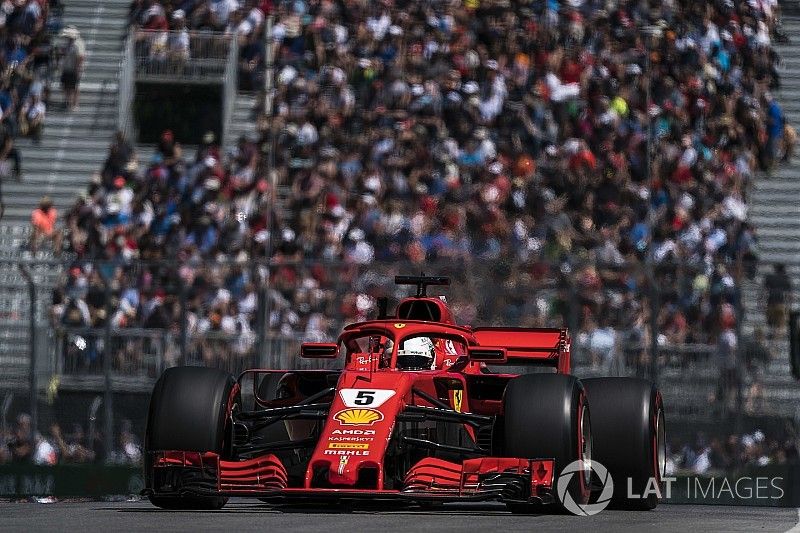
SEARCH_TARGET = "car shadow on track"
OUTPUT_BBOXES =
[104,502,546,517]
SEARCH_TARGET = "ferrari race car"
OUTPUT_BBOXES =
[143,276,666,512]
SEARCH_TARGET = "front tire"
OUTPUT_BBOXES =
[145,366,238,510]
[503,374,591,513]
[582,377,665,510]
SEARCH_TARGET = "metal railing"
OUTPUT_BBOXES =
[55,328,168,379]
[49,327,332,384]
[0,256,789,419]
[118,29,241,144]
[221,33,239,147]
[117,32,136,141]
[43,324,734,418]
[132,30,234,82]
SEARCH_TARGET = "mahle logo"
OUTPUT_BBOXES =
[557,459,614,516]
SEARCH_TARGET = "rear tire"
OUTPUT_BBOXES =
[503,374,591,513]
[145,366,237,510]
[582,377,665,510]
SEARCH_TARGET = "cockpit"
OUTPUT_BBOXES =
[341,328,468,371]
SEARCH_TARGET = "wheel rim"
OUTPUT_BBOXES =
[579,400,592,494]
[580,404,592,466]
[655,407,666,480]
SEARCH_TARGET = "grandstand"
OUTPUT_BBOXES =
[0,0,798,472]
[740,12,800,417]
[0,0,131,384]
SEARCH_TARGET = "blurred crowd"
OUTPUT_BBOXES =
[48,0,795,370]
[264,0,786,340]
[127,0,269,89]
[0,0,63,182]
[51,130,272,367]
[671,427,800,475]
[0,412,142,466]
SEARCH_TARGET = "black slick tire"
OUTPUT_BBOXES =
[145,366,237,510]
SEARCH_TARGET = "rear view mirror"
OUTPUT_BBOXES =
[300,342,339,359]
[467,346,507,364]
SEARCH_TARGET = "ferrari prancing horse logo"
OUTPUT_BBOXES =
[394,323,406,329]
[451,389,463,413]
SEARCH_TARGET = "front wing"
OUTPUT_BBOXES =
[143,451,556,505]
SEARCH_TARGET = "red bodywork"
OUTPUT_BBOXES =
[145,292,571,505]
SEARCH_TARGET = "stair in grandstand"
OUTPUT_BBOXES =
[5,0,129,224]
[215,91,291,222]
[741,14,800,418]
[228,92,260,144]
[0,0,130,384]
[157,91,291,222]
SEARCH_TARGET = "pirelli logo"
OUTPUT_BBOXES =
[328,443,370,450]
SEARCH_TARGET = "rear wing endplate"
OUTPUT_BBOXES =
[472,327,570,374]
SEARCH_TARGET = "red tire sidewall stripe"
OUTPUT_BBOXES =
[223,381,241,454]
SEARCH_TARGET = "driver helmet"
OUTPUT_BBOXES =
[397,336,435,370]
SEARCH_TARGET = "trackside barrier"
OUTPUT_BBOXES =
[0,464,142,498]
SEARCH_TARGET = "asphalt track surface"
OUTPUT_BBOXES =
[1,500,797,533]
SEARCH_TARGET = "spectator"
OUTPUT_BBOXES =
[765,92,785,170]
[50,422,95,463]
[0,426,9,464]
[673,428,799,473]
[7,413,33,463]
[716,309,740,411]
[0,123,22,180]
[167,10,189,64]
[59,25,85,111]
[0,1,53,145]
[586,316,619,374]
[765,263,792,337]
[238,31,264,91]
[19,90,45,142]
[783,119,797,163]
[32,432,57,466]
[30,196,60,253]
[110,419,142,465]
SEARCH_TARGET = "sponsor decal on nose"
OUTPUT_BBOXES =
[334,408,384,426]
[328,443,370,450]
[323,449,370,456]
[338,456,348,475]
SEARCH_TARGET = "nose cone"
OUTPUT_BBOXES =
[307,372,414,489]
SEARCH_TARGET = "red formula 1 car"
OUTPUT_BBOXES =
[143,276,666,512]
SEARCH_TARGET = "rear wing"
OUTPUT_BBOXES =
[472,327,570,374]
